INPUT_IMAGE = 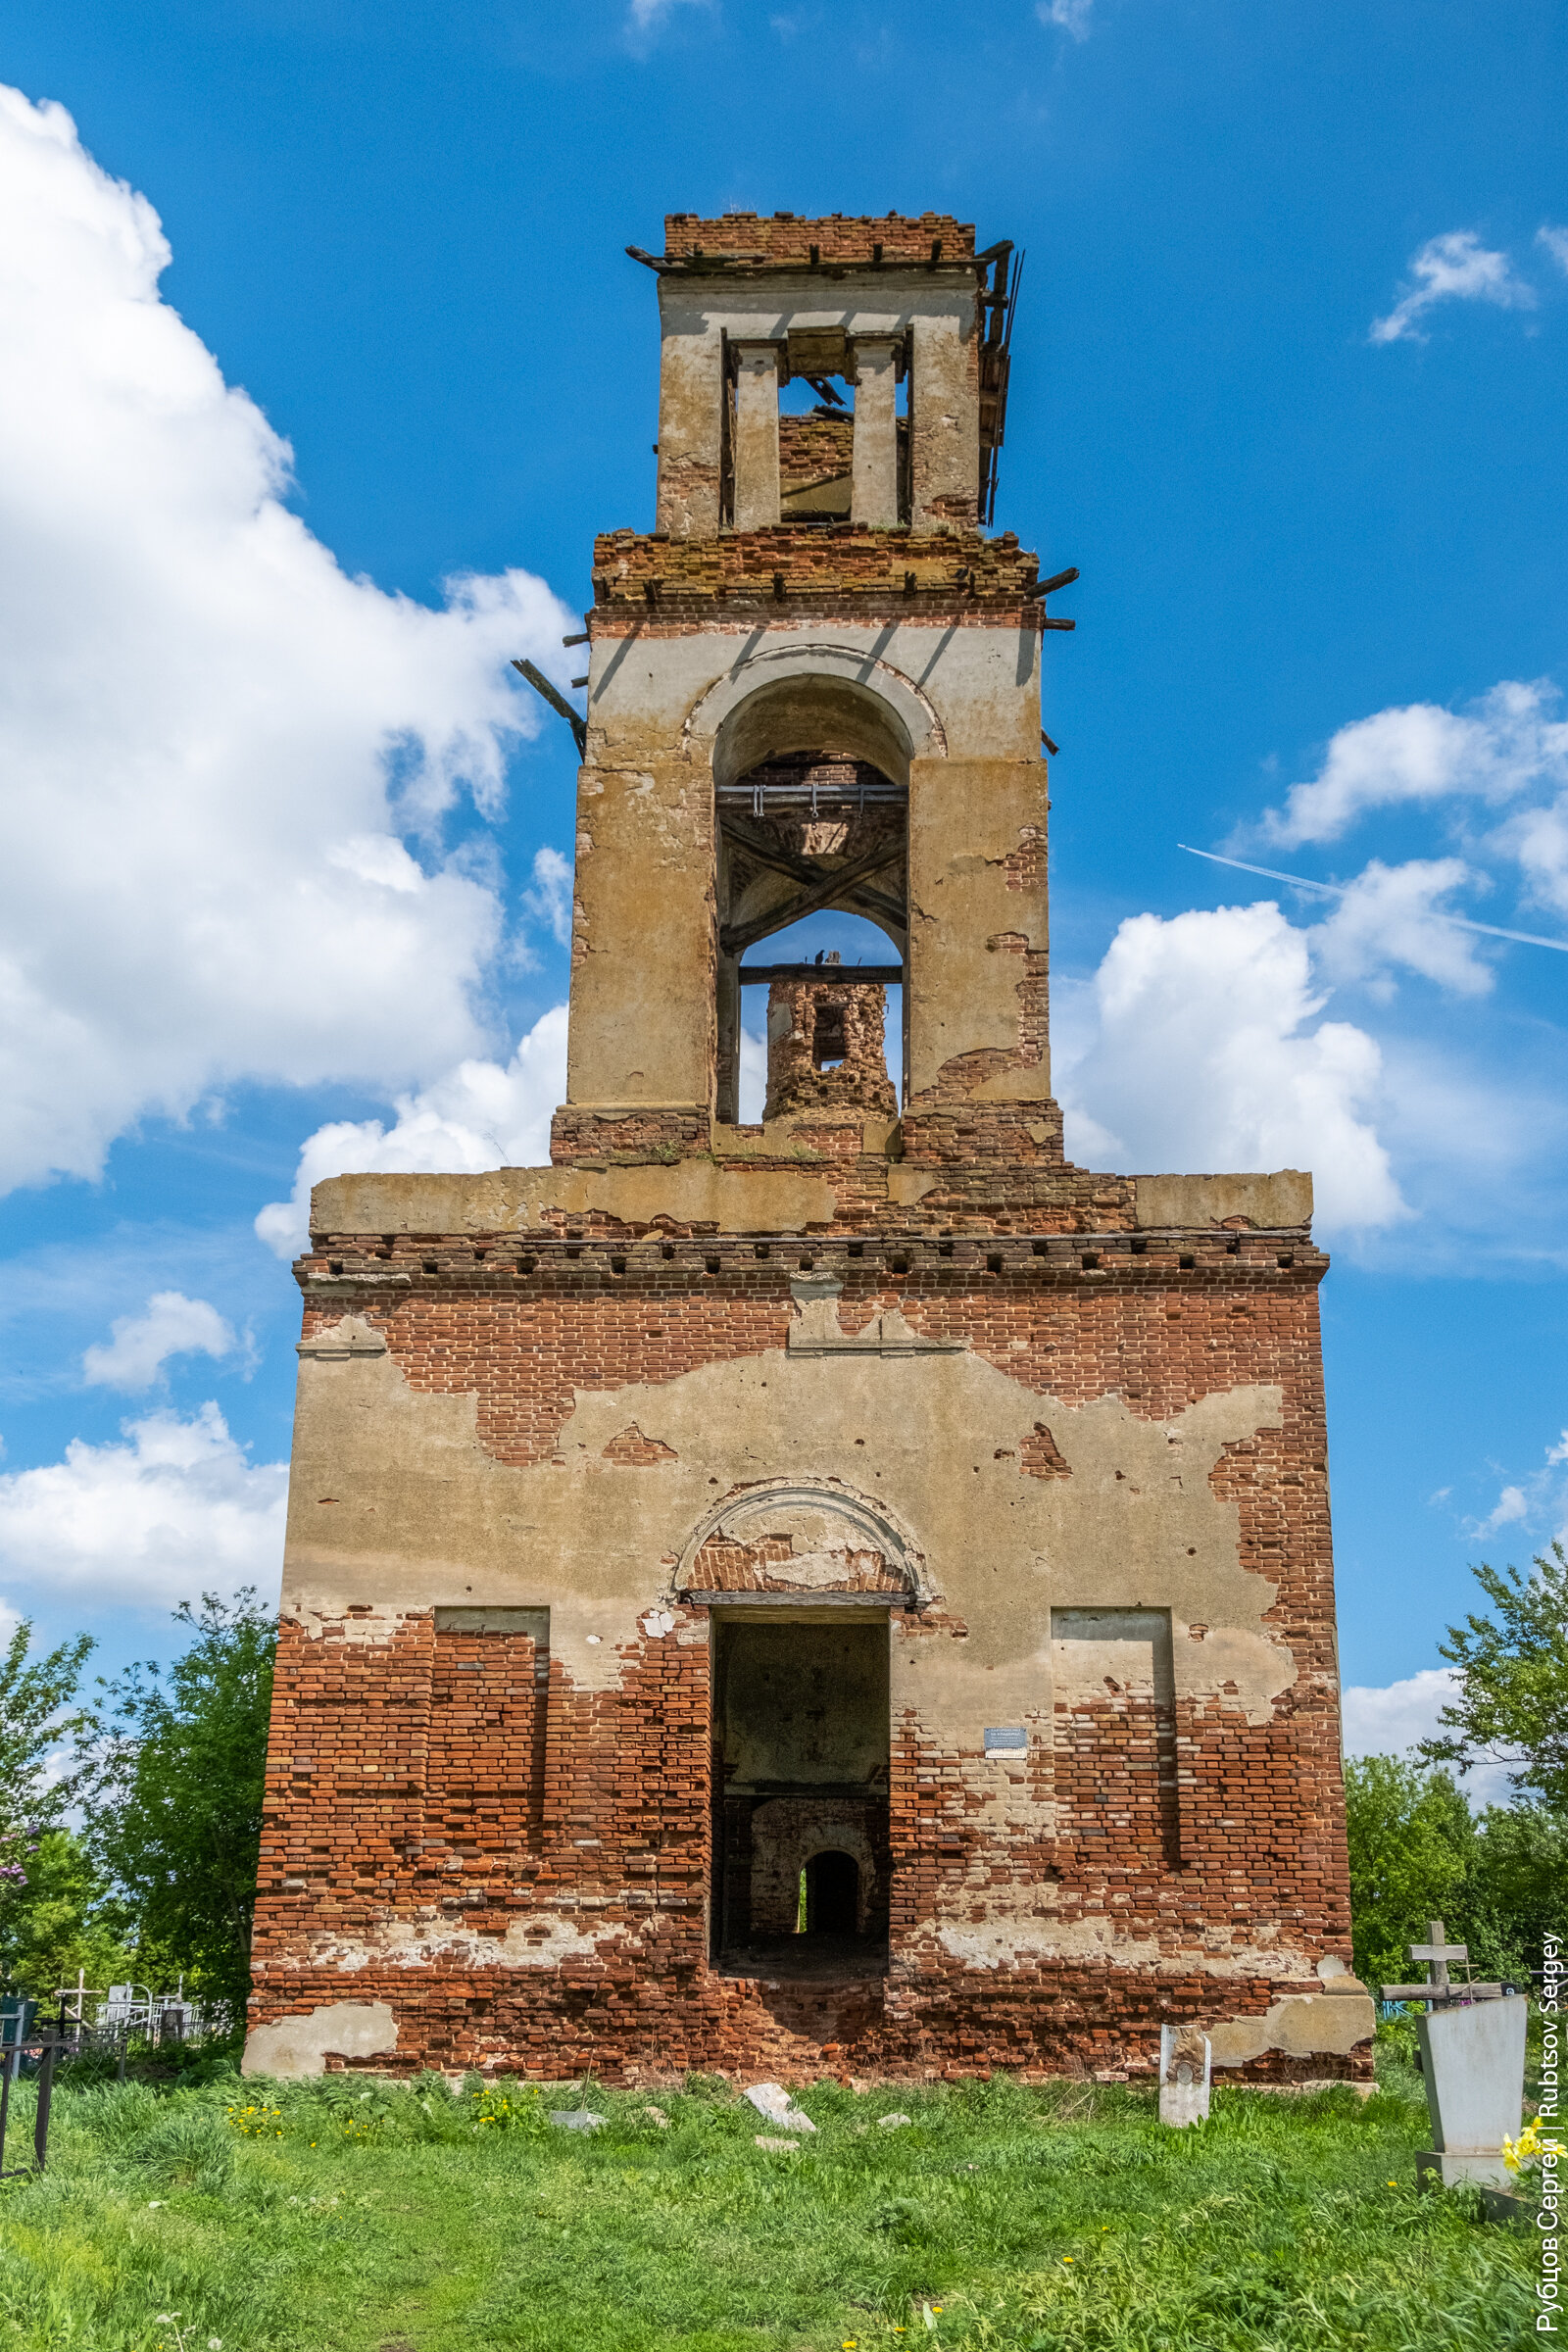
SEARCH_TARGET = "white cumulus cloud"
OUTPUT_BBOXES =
[0,1402,286,1613]
[1341,1666,1514,1804]
[1369,229,1537,345]
[518,846,574,957]
[1056,900,1405,1232]
[1261,680,1568,849]
[1477,1484,1528,1533]
[0,85,577,1200]
[256,1004,569,1256]
[81,1291,236,1392]
[1308,858,1494,998]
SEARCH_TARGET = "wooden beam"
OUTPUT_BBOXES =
[722,869,900,953]
[511,660,585,757]
[738,963,902,985]
[677,1589,907,1608]
[720,828,906,954]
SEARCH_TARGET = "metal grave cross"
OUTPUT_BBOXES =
[1382,1918,1502,2006]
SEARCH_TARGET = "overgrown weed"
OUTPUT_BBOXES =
[0,2068,1530,2350]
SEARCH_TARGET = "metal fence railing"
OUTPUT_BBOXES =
[0,1989,236,2175]
[0,2004,68,2178]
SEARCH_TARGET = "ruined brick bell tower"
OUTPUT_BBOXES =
[246,213,1373,2087]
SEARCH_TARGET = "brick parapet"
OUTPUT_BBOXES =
[662,211,976,269]
[549,1104,709,1164]
[588,526,1048,625]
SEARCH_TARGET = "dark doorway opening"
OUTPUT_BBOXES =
[805,1849,858,1936]
[710,1613,890,1981]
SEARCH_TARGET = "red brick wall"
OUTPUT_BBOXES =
[662,213,976,267]
[778,411,854,492]
[252,1239,1360,2082]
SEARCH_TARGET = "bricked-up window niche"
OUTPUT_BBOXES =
[812,1000,848,1068]
[425,1608,551,1897]
[1051,1607,1182,1874]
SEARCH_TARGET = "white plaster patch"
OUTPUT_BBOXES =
[642,1609,675,1638]
[242,1999,397,2080]
[292,1604,432,1647]
[931,1916,1330,1980]
[1209,1989,1376,2066]
[298,1914,611,1972]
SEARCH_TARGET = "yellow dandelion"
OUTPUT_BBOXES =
[1062,2256,1074,2265]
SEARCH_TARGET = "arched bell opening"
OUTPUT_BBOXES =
[714,741,907,1124]
[700,662,936,1127]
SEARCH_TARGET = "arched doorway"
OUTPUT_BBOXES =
[804,1849,859,1937]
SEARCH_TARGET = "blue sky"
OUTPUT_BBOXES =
[0,0,1563,1769]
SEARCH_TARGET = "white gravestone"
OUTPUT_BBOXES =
[1158,2023,1212,2128]
[1416,1997,1528,2189]
[1382,1918,1523,2189]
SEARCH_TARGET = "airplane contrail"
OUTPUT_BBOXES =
[1177,844,1568,956]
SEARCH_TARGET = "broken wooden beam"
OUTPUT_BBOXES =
[512,660,586,757]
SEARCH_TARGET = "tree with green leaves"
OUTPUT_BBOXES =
[0,1615,93,1853]
[0,1827,137,2004]
[1421,1541,1568,1803]
[0,1617,108,1999]
[1345,1747,1565,1990]
[79,1590,276,2012]
[1343,1752,1474,1990]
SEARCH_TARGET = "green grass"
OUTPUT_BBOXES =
[0,2062,1536,2351]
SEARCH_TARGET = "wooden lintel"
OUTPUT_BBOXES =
[738,964,902,986]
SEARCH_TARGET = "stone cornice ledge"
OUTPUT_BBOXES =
[1132,1171,1312,1231]
[307,1163,1311,1241]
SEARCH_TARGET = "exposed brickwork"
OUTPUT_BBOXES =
[763,976,898,1121]
[746,1797,890,1939]
[255,1236,1361,2082]
[589,527,1046,624]
[601,1423,678,1464]
[779,411,854,493]
[1019,1422,1071,1477]
[662,212,976,269]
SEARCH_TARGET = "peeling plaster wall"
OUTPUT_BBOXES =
[307,1165,1313,1242]
[278,1318,1289,1710]
[906,755,1048,1100]
[587,622,1040,768]
[252,1255,1360,2082]
[565,751,716,1115]
[567,624,1044,1124]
